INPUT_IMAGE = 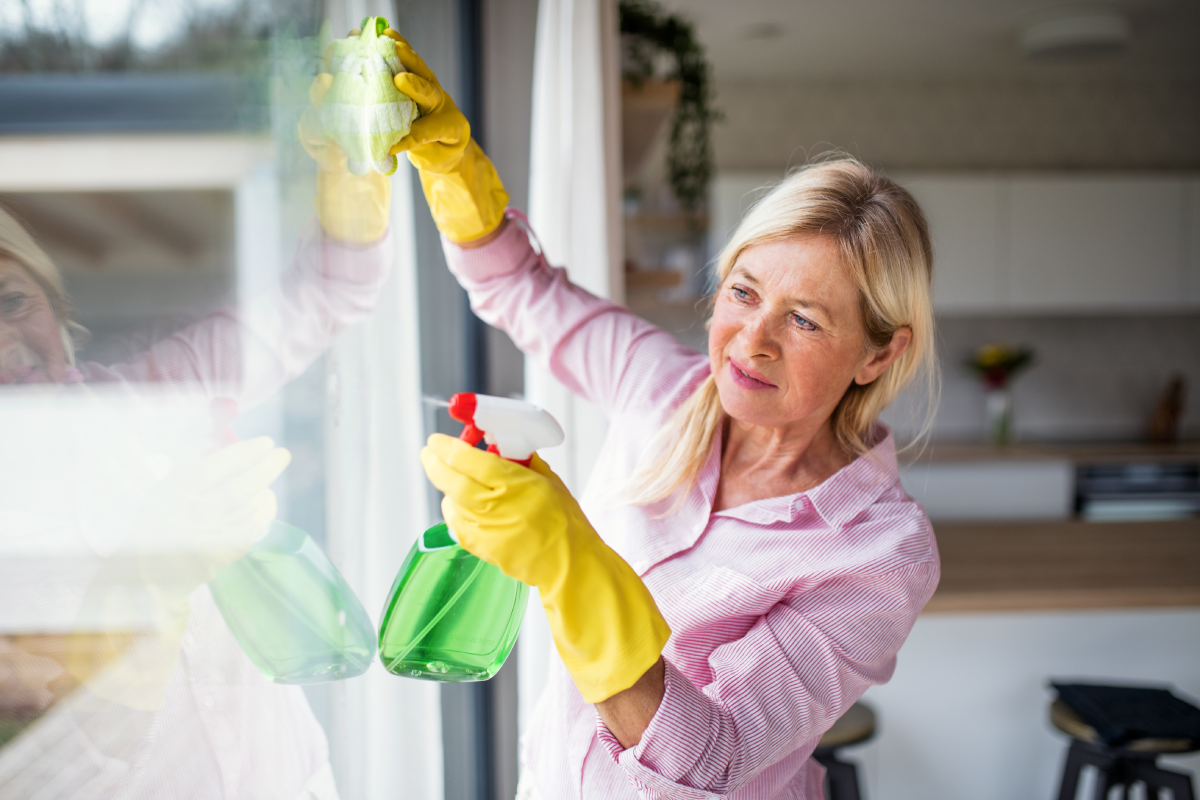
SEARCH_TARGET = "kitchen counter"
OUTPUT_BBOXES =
[901,440,1200,465]
[926,518,1200,613]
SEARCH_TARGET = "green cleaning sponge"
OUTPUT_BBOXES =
[320,16,418,176]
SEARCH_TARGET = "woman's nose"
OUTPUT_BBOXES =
[737,311,779,358]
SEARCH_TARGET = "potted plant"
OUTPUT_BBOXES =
[619,0,719,213]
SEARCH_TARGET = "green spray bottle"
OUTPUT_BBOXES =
[377,393,564,682]
[206,400,377,684]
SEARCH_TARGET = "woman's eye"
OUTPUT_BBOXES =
[732,286,751,301]
[1,294,27,314]
[792,313,817,331]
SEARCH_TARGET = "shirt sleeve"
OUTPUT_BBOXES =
[595,560,940,799]
[87,225,391,410]
[441,215,707,418]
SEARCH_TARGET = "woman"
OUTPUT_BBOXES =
[389,35,940,800]
[0,133,391,798]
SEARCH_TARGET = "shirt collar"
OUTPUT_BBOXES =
[806,424,897,530]
[710,423,898,530]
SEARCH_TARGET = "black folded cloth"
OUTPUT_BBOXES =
[1053,682,1200,747]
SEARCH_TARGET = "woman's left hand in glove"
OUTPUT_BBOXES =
[421,433,671,703]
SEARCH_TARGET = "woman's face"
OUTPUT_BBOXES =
[0,257,67,385]
[708,235,905,436]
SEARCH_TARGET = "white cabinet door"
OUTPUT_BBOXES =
[1009,176,1188,311]
[898,461,1073,521]
[896,174,1007,312]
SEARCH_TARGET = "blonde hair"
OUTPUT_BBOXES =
[0,204,85,366]
[626,155,938,507]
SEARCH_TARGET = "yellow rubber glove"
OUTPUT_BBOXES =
[421,434,671,703]
[383,32,510,243]
[299,71,391,244]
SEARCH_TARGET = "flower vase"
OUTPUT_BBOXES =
[985,387,1012,446]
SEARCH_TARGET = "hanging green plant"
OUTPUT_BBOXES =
[619,0,720,212]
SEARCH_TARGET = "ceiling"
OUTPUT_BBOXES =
[657,0,1200,82]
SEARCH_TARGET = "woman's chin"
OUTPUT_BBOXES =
[716,379,781,425]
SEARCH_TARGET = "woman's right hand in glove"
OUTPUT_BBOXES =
[421,434,672,704]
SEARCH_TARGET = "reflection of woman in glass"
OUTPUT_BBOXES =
[0,145,391,798]
[388,35,940,800]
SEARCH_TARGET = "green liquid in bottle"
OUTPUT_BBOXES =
[209,520,377,684]
[378,522,528,682]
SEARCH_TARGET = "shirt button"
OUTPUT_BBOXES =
[204,696,214,708]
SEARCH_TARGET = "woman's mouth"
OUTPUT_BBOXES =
[728,359,776,390]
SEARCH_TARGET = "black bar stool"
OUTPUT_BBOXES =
[814,701,876,800]
[1051,697,1198,800]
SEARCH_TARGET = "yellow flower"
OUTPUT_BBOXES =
[975,343,1011,368]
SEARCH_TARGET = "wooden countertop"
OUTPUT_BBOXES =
[900,440,1200,466]
[926,518,1200,613]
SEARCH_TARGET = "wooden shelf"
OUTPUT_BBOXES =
[926,518,1200,614]
[625,268,683,290]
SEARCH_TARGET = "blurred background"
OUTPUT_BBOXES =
[0,0,1197,798]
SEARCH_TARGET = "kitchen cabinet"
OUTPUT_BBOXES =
[894,175,1007,312]
[1009,175,1189,311]
[898,460,1073,521]
[714,170,1200,314]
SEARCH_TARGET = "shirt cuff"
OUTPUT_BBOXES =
[441,211,536,283]
[595,659,726,800]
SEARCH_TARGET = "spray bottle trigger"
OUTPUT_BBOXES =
[460,423,485,447]
[484,443,532,468]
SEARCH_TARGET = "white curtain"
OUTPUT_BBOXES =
[323,159,444,800]
[521,0,624,734]
[321,5,444,796]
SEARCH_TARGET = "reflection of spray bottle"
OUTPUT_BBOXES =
[378,393,564,682]
[206,400,377,684]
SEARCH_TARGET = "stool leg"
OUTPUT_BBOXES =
[1091,763,1115,800]
[1127,760,1195,800]
[814,749,863,800]
[1057,741,1094,800]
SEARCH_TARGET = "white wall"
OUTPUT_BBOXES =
[881,313,1200,442]
[852,609,1200,800]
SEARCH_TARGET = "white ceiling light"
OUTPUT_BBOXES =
[1019,7,1131,60]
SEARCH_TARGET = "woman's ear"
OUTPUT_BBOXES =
[854,327,912,386]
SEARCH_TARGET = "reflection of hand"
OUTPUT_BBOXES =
[129,437,290,573]
[421,434,671,703]
[0,637,64,721]
[298,62,391,245]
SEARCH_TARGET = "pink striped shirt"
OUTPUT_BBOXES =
[444,214,940,800]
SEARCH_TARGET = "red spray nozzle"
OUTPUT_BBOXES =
[447,393,476,424]
[444,392,563,469]
[448,392,485,447]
